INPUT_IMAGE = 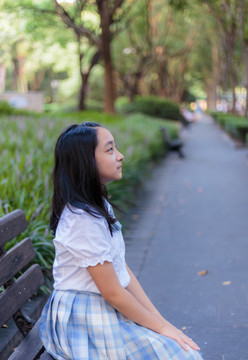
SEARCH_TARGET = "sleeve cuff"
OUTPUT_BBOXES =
[77,254,113,268]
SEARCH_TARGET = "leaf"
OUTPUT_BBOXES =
[198,270,209,276]
[222,281,232,286]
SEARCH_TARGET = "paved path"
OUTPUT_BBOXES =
[125,115,248,360]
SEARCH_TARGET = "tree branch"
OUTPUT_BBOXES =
[53,0,99,46]
[110,0,125,17]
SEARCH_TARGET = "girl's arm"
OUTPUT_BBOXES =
[125,263,168,324]
[125,263,200,351]
[87,262,200,351]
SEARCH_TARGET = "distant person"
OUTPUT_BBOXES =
[39,122,204,359]
[181,108,196,122]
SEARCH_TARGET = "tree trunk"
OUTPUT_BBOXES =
[231,79,236,113]
[123,72,142,102]
[18,55,28,93]
[245,86,248,118]
[0,64,6,91]
[206,79,217,111]
[158,60,168,97]
[30,69,46,91]
[99,1,116,113]
[76,33,101,111]
[243,41,248,117]
[206,42,218,111]
[78,76,87,111]
[226,27,237,113]
[130,72,141,101]
[13,57,19,91]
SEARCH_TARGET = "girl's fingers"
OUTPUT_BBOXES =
[180,333,200,351]
[176,336,189,351]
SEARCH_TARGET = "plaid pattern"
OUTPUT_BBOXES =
[39,290,204,360]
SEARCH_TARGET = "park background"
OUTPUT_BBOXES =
[1,0,248,327]
[1,1,248,359]
[1,0,248,288]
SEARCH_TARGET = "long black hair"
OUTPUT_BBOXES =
[50,122,116,235]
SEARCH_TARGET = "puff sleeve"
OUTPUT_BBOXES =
[56,207,113,268]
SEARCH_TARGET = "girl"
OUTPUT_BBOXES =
[39,122,204,360]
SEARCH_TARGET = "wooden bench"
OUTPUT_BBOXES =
[160,127,184,158]
[0,210,53,360]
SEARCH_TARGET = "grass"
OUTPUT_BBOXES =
[0,110,180,290]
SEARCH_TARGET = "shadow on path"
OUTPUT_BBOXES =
[125,114,248,360]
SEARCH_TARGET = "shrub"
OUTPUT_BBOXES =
[0,100,34,116]
[0,101,15,115]
[211,112,248,142]
[120,96,183,122]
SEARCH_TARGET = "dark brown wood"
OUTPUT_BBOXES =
[160,127,184,158]
[39,351,54,360]
[8,321,54,360]
[0,210,27,247]
[0,264,44,327]
[0,210,53,359]
[0,238,35,287]
[8,322,45,360]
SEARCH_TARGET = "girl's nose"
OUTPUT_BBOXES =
[117,150,124,161]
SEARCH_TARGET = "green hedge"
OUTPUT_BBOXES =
[120,96,184,122]
[0,101,14,115]
[0,100,32,116]
[211,112,248,143]
[0,110,179,290]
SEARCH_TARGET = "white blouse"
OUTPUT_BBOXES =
[53,202,130,293]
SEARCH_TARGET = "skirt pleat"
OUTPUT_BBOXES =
[39,290,203,360]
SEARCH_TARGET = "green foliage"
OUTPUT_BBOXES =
[0,111,179,288]
[211,111,248,142]
[120,96,183,122]
[0,101,34,116]
[0,101,14,115]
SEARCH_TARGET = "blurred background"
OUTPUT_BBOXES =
[1,0,248,287]
[0,0,247,116]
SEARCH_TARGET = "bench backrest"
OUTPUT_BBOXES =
[0,210,45,334]
[160,127,170,143]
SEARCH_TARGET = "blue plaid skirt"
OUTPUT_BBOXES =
[39,290,204,360]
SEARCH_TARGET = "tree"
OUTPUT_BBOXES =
[0,13,29,93]
[53,0,127,113]
[146,0,200,102]
[239,0,248,117]
[202,0,240,113]
[113,0,153,101]
[51,0,101,110]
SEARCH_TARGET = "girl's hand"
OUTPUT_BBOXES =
[159,322,200,352]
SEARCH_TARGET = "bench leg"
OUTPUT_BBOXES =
[177,147,185,158]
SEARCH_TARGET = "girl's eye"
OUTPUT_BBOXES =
[107,147,113,152]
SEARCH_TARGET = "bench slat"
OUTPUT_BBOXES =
[39,351,54,360]
[8,321,51,360]
[0,238,35,287]
[0,264,44,327]
[8,321,54,360]
[0,210,27,247]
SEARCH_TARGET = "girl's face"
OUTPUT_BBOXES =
[95,127,124,185]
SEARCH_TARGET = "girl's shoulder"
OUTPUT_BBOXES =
[61,204,86,218]
[55,204,112,247]
[59,203,109,230]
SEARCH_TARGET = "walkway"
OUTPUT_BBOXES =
[125,114,248,360]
